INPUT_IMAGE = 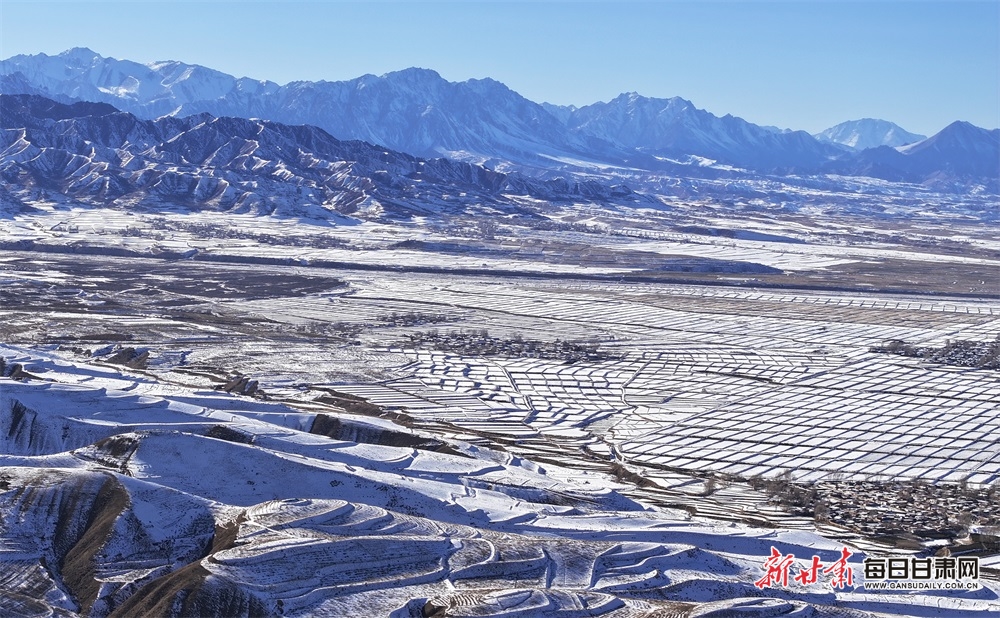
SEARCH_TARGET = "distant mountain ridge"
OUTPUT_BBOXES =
[557,92,843,170]
[1,48,997,192]
[814,119,926,150]
[0,47,281,117]
[0,48,842,172]
[0,49,628,169]
[826,121,1000,188]
[0,94,637,221]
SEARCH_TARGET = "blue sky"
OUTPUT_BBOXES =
[1,1,997,135]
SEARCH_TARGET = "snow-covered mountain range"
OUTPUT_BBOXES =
[0,94,637,220]
[1,48,997,192]
[550,92,843,170]
[821,121,1000,189]
[0,49,628,169]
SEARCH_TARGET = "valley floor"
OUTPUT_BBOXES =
[2,204,1000,616]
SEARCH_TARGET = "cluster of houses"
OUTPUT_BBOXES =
[811,480,998,548]
[402,329,615,362]
[872,338,1000,370]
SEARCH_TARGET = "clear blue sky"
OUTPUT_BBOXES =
[1,1,997,135]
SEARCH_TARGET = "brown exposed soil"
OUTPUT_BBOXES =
[84,435,142,475]
[107,513,270,618]
[310,412,469,458]
[205,424,255,445]
[60,476,130,615]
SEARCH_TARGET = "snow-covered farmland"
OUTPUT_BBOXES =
[315,276,1000,488]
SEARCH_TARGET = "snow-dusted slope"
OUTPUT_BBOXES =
[559,92,843,170]
[266,70,622,165]
[814,118,926,150]
[823,120,1000,191]
[0,47,280,119]
[899,120,1000,161]
[2,344,996,617]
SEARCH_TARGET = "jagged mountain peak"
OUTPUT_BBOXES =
[150,60,235,83]
[253,66,603,162]
[542,102,577,113]
[58,46,102,62]
[607,91,694,110]
[462,76,515,93]
[563,92,839,170]
[460,77,538,110]
[381,66,444,83]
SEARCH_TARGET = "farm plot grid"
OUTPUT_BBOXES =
[330,276,1000,486]
[4,251,998,488]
